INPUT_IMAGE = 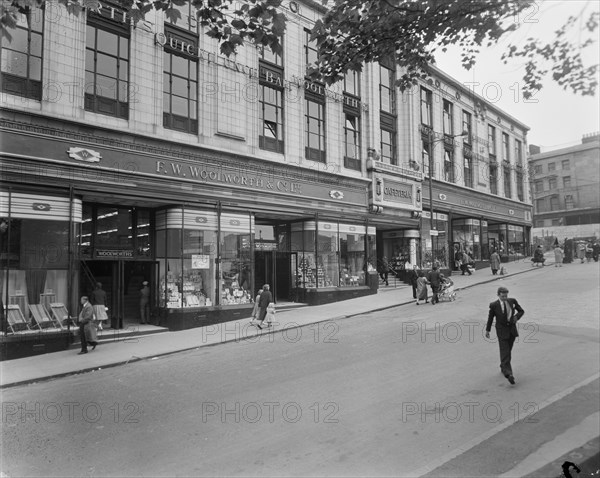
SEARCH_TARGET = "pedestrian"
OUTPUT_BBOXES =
[415,271,429,305]
[426,265,442,305]
[490,249,501,275]
[485,286,525,385]
[379,256,390,286]
[461,250,472,275]
[77,296,98,354]
[249,289,261,323]
[577,242,586,263]
[593,241,600,262]
[553,245,564,267]
[256,284,273,329]
[140,280,150,324]
[408,265,419,299]
[91,282,108,330]
[585,243,593,262]
[454,248,462,271]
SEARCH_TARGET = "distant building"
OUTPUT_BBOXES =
[528,133,600,242]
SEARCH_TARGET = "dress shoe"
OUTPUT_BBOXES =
[92,343,97,350]
[507,375,515,385]
[78,351,88,355]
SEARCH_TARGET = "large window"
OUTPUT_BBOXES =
[0,7,43,100]
[85,17,130,119]
[379,63,395,114]
[464,156,473,188]
[422,138,431,176]
[548,162,556,172]
[380,128,397,165]
[443,100,453,136]
[420,87,432,126]
[305,29,318,72]
[549,177,557,189]
[535,180,544,192]
[562,160,570,170]
[259,40,283,66]
[259,84,284,153]
[503,165,511,198]
[550,196,560,211]
[565,195,575,209]
[344,70,360,97]
[563,176,571,188]
[489,164,498,195]
[515,139,523,164]
[488,125,497,156]
[502,132,510,162]
[444,148,455,183]
[344,113,361,170]
[163,33,198,134]
[305,97,326,163]
[462,110,472,144]
[516,171,524,201]
[536,198,545,213]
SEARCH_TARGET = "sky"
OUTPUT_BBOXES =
[434,0,600,152]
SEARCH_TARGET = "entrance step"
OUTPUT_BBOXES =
[70,324,169,347]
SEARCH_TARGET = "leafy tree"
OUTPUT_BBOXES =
[0,0,286,57]
[309,0,599,99]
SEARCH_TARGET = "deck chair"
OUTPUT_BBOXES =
[6,305,31,334]
[48,303,76,329]
[29,304,60,330]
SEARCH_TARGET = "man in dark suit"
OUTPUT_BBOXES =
[485,286,525,384]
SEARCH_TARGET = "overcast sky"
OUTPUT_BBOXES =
[434,0,599,151]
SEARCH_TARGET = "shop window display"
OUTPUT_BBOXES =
[1,193,82,331]
[219,212,253,306]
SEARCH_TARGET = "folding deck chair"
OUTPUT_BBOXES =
[48,303,76,330]
[6,305,31,334]
[29,304,60,330]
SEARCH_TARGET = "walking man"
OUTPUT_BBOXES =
[485,286,525,385]
[426,265,442,305]
[256,284,273,329]
[140,281,150,324]
[77,296,97,355]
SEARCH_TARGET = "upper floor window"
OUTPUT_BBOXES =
[549,177,557,189]
[563,176,571,188]
[535,180,544,193]
[0,7,43,100]
[489,164,498,195]
[444,148,455,183]
[515,139,523,163]
[516,171,524,201]
[259,40,283,67]
[305,97,326,163]
[85,12,130,119]
[502,132,510,161]
[562,159,570,170]
[462,111,472,144]
[550,195,560,211]
[422,138,431,175]
[166,1,198,31]
[565,195,575,209]
[163,28,198,134]
[488,125,497,156]
[534,164,542,174]
[379,63,395,114]
[503,165,511,198]
[344,113,361,171]
[548,162,556,172]
[304,29,318,74]
[259,84,284,153]
[420,87,432,126]
[344,70,360,97]
[380,128,397,165]
[464,156,473,188]
[443,100,453,136]
[536,198,545,213]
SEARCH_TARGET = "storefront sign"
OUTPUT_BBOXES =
[96,250,134,258]
[382,180,413,205]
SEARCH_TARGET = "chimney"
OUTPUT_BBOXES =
[529,144,541,155]
[582,132,600,144]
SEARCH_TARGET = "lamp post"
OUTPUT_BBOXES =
[424,128,468,267]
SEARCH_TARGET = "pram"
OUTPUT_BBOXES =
[438,277,457,302]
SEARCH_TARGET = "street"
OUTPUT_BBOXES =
[1,262,599,477]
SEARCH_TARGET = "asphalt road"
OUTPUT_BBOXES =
[1,263,599,477]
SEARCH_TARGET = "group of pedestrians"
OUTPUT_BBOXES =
[408,264,450,305]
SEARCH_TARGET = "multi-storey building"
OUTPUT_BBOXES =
[396,66,532,269]
[529,133,600,241]
[0,0,532,355]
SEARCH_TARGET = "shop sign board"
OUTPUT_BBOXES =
[95,250,134,258]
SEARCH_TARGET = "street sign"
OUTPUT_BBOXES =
[430,230,439,236]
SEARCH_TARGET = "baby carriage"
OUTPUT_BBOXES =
[438,276,456,302]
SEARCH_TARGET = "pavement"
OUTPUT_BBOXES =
[0,255,549,389]
[2,252,599,478]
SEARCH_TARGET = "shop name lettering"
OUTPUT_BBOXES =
[384,187,412,199]
[156,161,302,194]
[461,199,497,211]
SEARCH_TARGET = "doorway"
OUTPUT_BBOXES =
[254,251,295,302]
[83,260,157,327]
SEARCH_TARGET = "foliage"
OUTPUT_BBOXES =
[0,0,286,57]
[308,0,599,99]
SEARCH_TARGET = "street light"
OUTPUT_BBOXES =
[424,128,469,267]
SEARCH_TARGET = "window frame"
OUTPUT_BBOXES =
[305,96,326,163]
[420,87,432,127]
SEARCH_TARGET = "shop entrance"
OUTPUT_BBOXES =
[82,260,158,328]
[254,251,296,302]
